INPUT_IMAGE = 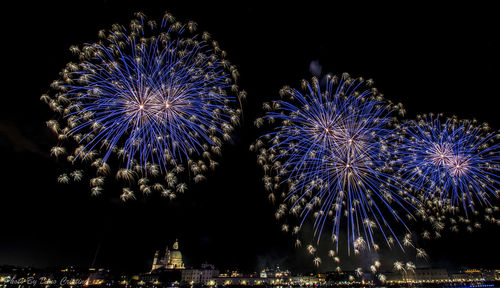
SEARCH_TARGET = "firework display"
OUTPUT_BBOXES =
[396,114,500,210]
[397,114,500,236]
[42,11,244,199]
[251,74,416,255]
[38,7,500,271]
[252,73,500,267]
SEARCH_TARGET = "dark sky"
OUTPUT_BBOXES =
[1,1,499,274]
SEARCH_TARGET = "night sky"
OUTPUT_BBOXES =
[1,1,499,274]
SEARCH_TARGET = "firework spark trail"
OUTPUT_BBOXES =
[253,74,416,254]
[42,11,244,199]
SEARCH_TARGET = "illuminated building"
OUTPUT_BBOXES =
[386,268,449,283]
[151,239,185,271]
[85,268,112,286]
[181,264,219,285]
[451,269,493,281]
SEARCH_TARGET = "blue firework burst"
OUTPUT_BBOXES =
[43,11,243,199]
[396,114,500,211]
[253,74,416,253]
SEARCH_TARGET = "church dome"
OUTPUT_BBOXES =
[167,240,184,269]
[170,250,182,260]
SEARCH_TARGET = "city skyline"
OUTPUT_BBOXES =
[2,262,499,287]
[1,0,499,276]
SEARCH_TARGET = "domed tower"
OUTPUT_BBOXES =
[166,239,184,269]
